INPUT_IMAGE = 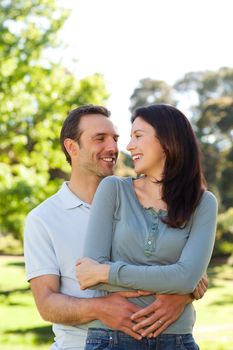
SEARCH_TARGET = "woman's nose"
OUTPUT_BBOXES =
[126,138,135,151]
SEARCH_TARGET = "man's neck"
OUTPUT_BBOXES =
[67,172,103,204]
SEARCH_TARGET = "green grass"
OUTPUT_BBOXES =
[194,263,233,350]
[0,256,232,349]
[0,256,52,349]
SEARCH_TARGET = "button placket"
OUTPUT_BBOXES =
[144,211,159,256]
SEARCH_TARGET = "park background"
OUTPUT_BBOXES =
[0,0,233,349]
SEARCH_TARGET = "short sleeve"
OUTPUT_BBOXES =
[24,212,60,281]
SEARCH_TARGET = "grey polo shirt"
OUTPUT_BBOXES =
[24,182,105,349]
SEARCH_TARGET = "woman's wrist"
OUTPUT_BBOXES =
[98,264,110,283]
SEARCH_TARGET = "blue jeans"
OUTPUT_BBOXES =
[85,328,200,350]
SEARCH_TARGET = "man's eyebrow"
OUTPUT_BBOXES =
[92,133,119,138]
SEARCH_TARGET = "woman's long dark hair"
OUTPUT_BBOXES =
[131,104,206,228]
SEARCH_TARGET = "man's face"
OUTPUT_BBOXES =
[76,114,119,177]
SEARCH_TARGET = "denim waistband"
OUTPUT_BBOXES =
[86,328,192,345]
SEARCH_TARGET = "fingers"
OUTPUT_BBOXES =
[138,319,165,338]
[202,274,209,288]
[120,326,142,340]
[193,273,209,299]
[132,314,156,332]
[153,320,171,337]
[76,257,96,266]
[131,304,154,320]
[193,277,208,300]
[202,273,208,283]
[137,290,154,296]
[76,258,87,266]
[116,290,151,299]
[192,288,201,300]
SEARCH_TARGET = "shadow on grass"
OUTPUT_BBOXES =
[4,300,30,306]
[210,294,233,306]
[206,264,232,289]
[1,286,30,297]
[5,325,53,344]
[7,261,25,268]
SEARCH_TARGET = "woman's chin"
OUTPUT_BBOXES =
[134,166,144,175]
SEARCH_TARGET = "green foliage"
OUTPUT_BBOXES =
[175,68,233,210]
[213,208,233,258]
[129,78,175,112]
[0,0,109,239]
[0,234,23,255]
[115,151,136,177]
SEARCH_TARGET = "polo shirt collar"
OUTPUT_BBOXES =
[58,182,91,209]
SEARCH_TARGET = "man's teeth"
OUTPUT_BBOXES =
[132,155,142,161]
[102,157,115,163]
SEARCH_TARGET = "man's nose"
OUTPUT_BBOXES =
[106,138,118,153]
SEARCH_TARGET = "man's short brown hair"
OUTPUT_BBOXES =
[60,104,111,165]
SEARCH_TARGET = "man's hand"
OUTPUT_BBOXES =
[30,276,147,339]
[93,291,146,340]
[192,274,208,300]
[131,294,192,337]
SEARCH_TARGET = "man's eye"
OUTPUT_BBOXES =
[96,137,104,141]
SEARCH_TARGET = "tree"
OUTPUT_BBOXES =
[115,151,135,177]
[174,68,233,210]
[215,208,233,259]
[0,0,108,240]
[129,78,175,112]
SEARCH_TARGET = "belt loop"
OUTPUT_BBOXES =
[113,330,119,345]
[176,335,182,345]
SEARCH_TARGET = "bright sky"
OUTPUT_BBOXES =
[59,0,233,150]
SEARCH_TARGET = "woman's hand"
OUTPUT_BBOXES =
[76,257,110,290]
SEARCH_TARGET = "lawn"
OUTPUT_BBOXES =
[194,262,233,349]
[0,255,232,349]
[0,255,52,350]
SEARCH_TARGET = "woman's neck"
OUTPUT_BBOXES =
[133,176,167,211]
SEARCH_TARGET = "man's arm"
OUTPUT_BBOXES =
[30,275,144,340]
[30,274,207,340]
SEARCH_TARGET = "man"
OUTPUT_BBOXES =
[24,105,207,349]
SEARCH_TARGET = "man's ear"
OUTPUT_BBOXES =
[64,138,79,158]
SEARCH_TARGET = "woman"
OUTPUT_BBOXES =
[76,104,218,350]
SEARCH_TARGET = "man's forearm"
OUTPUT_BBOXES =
[30,275,99,325]
[35,289,145,340]
[38,292,98,325]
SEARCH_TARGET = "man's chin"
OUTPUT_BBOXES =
[99,166,115,177]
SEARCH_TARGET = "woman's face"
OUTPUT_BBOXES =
[127,117,166,176]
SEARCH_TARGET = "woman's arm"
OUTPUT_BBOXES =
[107,192,217,294]
[79,176,131,292]
[80,180,217,294]
[83,176,118,263]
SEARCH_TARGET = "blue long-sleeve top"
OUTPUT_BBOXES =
[84,176,218,334]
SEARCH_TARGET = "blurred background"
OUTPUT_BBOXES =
[0,0,232,349]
